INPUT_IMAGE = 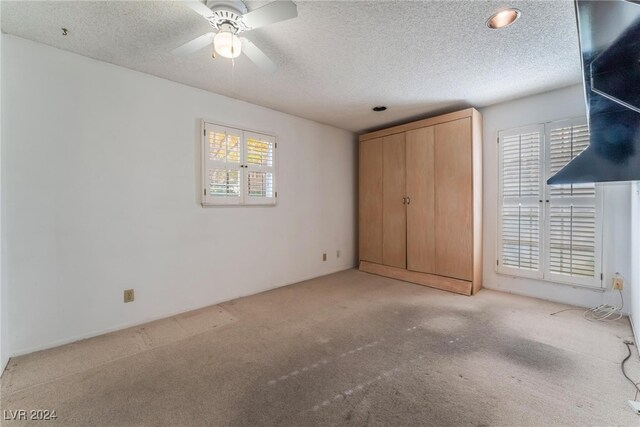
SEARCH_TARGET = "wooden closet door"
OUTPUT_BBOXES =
[382,133,406,268]
[406,127,435,273]
[435,118,473,280]
[359,138,383,263]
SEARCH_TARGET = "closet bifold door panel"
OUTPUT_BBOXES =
[359,137,383,264]
[382,133,407,268]
[406,126,435,274]
[358,108,482,296]
[434,118,473,281]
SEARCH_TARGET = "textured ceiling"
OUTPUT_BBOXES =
[1,0,582,132]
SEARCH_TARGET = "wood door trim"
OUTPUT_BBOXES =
[471,109,483,294]
[434,118,473,281]
[359,261,472,295]
[359,108,476,142]
[359,138,383,263]
[381,133,406,268]
[406,126,435,274]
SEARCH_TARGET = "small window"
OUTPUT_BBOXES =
[202,122,277,206]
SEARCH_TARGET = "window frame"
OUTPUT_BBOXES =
[202,123,243,206]
[243,131,277,206]
[496,117,604,289]
[201,120,278,207]
[497,124,545,281]
[542,117,603,288]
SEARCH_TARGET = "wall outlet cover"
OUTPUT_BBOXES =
[613,274,624,290]
[322,253,327,262]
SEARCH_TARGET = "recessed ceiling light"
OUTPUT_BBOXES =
[372,106,387,112]
[486,8,521,29]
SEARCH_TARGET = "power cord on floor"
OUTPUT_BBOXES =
[550,298,638,413]
[583,290,624,322]
[549,290,624,322]
[549,308,584,316]
[621,341,640,401]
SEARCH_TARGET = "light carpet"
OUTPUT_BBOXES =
[1,269,638,426]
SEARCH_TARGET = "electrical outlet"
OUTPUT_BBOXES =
[336,250,340,258]
[124,289,135,303]
[322,253,327,262]
[612,273,624,290]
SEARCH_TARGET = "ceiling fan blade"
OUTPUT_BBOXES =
[242,0,297,30]
[171,32,214,56]
[241,38,277,73]
[184,1,214,19]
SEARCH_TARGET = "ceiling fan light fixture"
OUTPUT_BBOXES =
[174,0,298,71]
[486,8,521,29]
[214,29,242,59]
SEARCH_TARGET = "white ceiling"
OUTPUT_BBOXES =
[1,0,582,132]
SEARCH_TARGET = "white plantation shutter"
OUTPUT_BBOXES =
[203,124,243,205]
[548,122,593,198]
[244,132,276,205]
[501,206,540,270]
[498,125,544,278]
[544,118,602,287]
[201,121,277,206]
[497,117,602,288]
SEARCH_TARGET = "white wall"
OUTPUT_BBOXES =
[0,22,7,372]
[480,85,631,313]
[631,182,640,341]
[2,35,357,356]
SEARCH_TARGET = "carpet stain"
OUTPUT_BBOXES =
[1,270,636,427]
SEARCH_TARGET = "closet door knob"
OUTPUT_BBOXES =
[402,197,406,204]
[407,197,411,205]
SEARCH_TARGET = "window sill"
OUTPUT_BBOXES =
[201,203,277,208]
[495,269,604,292]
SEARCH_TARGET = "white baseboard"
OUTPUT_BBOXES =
[1,354,8,377]
[9,264,357,359]
[629,314,640,362]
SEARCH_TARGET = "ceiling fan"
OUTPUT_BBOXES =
[172,0,298,73]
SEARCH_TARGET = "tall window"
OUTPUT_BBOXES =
[202,122,277,206]
[497,118,602,288]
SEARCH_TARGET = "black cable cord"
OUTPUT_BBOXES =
[622,341,640,397]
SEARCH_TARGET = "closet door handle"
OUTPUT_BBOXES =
[402,197,406,205]
[406,197,411,205]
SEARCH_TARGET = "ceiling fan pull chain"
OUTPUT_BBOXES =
[231,56,235,92]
